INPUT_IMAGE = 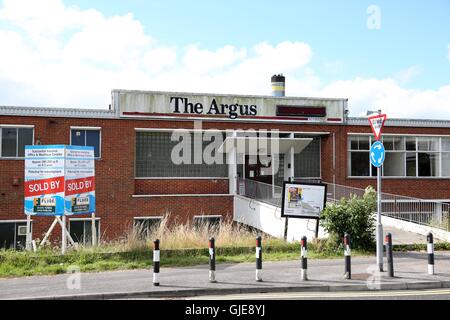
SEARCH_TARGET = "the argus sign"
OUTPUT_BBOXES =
[24,145,95,216]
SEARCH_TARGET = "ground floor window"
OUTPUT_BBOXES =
[0,221,29,250]
[193,215,221,229]
[133,217,163,239]
[69,219,100,246]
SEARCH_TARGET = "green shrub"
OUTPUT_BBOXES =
[320,186,376,250]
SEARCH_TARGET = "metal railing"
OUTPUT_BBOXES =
[324,182,450,232]
[237,178,282,207]
[237,178,450,231]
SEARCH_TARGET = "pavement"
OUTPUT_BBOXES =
[384,225,429,245]
[1,251,450,300]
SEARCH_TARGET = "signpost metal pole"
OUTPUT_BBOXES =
[368,112,387,272]
[376,166,383,272]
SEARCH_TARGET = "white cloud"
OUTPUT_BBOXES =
[394,65,421,84]
[0,0,449,120]
[320,78,450,119]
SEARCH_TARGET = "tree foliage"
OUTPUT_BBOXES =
[320,186,376,250]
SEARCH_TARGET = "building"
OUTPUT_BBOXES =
[1,76,450,248]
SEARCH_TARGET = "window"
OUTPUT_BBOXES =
[193,215,221,229]
[135,131,227,178]
[348,135,450,178]
[70,128,101,158]
[348,136,371,176]
[0,221,28,250]
[1,127,33,158]
[294,135,321,178]
[133,217,162,239]
[69,219,100,246]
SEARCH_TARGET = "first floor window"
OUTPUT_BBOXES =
[71,128,101,158]
[348,135,450,178]
[135,131,227,178]
[1,127,33,158]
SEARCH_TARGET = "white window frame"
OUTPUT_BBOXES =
[347,133,450,178]
[0,125,34,159]
[68,217,100,245]
[70,126,102,159]
[0,220,31,250]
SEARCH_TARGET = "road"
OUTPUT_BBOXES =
[183,288,450,300]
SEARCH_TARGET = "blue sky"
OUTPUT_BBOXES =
[63,0,450,89]
[0,0,449,118]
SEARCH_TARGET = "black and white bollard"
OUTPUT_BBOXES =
[209,237,216,283]
[344,233,351,279]
[427,232,435,275]
[153,239,160,286]
[300,236,308,281]
[256,236,262,282]
[385,233,394,277]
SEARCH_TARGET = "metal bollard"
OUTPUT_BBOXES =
[209,237,216,283]
[300,236,308,281]
[344,233,351,279]
[427,233,435,275]
[385,233,394,277]
[256,236,262,282]
[153,239,160,286]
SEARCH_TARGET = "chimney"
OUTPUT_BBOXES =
[271,74,285,97]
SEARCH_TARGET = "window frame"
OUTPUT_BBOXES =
[70,126,102,159]
[133,216,163,239]
[69,217,100,246]
[193,215,222,228]
[134,129,228,179]
[0,220,31,250]
[0,125,34,159]
[347,133,450,178]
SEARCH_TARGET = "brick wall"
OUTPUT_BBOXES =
[2,113,450,243]
[135,179,229,195]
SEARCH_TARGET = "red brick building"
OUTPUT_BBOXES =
[1,87,450,248]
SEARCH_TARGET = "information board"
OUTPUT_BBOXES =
[64,145,96,215]
[280,182,327,219]
[24,145,66,216]
[24,145,95,216]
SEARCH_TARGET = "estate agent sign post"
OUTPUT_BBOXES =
[24,145,96,254]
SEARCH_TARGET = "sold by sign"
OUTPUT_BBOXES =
[24,145,95,216]
[368,114,387,141]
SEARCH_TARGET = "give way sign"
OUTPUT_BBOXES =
[368,114,387,141]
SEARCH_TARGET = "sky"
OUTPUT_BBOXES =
[0,0,449,118]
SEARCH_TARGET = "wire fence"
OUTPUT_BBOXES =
[237,178,450,231]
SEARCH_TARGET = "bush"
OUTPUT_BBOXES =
[320,186,376,250]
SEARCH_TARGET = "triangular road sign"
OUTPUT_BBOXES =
[368,114,387,141]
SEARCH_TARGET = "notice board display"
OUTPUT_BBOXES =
[281,182,327,219]
[24,145,95,216]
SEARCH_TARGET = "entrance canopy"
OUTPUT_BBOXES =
[218,137,313,155]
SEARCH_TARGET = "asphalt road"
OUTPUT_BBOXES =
[183,288,450,300]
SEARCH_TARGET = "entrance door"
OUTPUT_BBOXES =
[244,155,272,184]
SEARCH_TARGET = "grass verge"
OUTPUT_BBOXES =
[0,242,373,278]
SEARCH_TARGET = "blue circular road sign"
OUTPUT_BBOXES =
[370,141,385,167]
